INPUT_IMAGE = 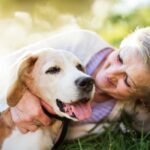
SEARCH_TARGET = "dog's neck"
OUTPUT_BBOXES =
[42,106,71,150]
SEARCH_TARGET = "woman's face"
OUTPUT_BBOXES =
[95,47,150,100]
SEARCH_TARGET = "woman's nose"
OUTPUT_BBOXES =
[108,66,125,85]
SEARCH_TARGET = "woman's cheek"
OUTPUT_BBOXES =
[95,71,105,88]
[117,84,130,97]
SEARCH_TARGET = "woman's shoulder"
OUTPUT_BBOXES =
[18,29,104,52]
[55,29,110,46]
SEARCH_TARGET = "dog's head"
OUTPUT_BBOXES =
[7,48,95,121]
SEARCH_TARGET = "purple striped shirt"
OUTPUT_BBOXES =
[81,47,116,123]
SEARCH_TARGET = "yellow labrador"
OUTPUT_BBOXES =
[0,48,95,150]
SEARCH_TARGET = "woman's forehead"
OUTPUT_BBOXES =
[120,47,142,62]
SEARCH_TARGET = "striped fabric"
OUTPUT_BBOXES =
[81,47,116,123]
[86,47,114,76]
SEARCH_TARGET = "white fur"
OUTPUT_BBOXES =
[3,127,53,150]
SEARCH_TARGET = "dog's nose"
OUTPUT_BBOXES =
[75,77,95,92]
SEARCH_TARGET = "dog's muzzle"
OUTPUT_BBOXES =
[56,77,95,121]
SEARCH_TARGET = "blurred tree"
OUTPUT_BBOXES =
[97,6,150,47]
[0,0,149,49]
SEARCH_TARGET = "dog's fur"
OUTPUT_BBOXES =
[0,48,95,150]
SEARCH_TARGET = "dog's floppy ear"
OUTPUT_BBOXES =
[7,55,38,107]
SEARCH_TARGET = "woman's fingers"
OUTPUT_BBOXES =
[10,90,53,134]
[36,111,51,126]
[17,122,40,133]
[11,106,51,130]
[19,127,28,134]
[25,124,39,132]
[10,107,36,133]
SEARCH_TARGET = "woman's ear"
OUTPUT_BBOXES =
[7,55,38,107]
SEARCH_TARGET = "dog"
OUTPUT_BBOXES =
[0,48,95,150]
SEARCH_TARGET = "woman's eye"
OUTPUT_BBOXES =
[76,64,84,72]
[124,75,130,87]
[45,66,61,74]
[118,54,123,64]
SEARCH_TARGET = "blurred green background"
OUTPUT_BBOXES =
[0,0,149,55]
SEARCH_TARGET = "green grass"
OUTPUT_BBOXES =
[59,124,150,150]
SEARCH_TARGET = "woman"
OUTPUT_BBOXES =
[10,27,150,134]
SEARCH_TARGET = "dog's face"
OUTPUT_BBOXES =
[7,49,95,121]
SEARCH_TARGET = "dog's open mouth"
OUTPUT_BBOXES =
[56,99,92,121]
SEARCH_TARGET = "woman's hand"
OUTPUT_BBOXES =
[10,90,54,133]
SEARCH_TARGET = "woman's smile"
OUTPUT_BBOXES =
[94,47,150,100]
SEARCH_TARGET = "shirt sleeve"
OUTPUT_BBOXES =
[20,29,111,65]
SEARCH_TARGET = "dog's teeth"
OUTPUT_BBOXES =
[71,112,76,118]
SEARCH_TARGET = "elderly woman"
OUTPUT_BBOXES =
[9,27,150,134]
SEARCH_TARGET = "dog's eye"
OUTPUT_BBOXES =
[76,64,84,72]
[45,66,60,74]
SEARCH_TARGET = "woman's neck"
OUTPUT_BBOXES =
[93,90,112,104]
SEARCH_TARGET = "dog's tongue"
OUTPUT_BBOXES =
[64,102,92,121]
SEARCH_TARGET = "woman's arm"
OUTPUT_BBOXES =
[19,29,111,65]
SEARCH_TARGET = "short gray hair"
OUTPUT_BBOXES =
[120,27,150,99]
[120,27,150,66]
